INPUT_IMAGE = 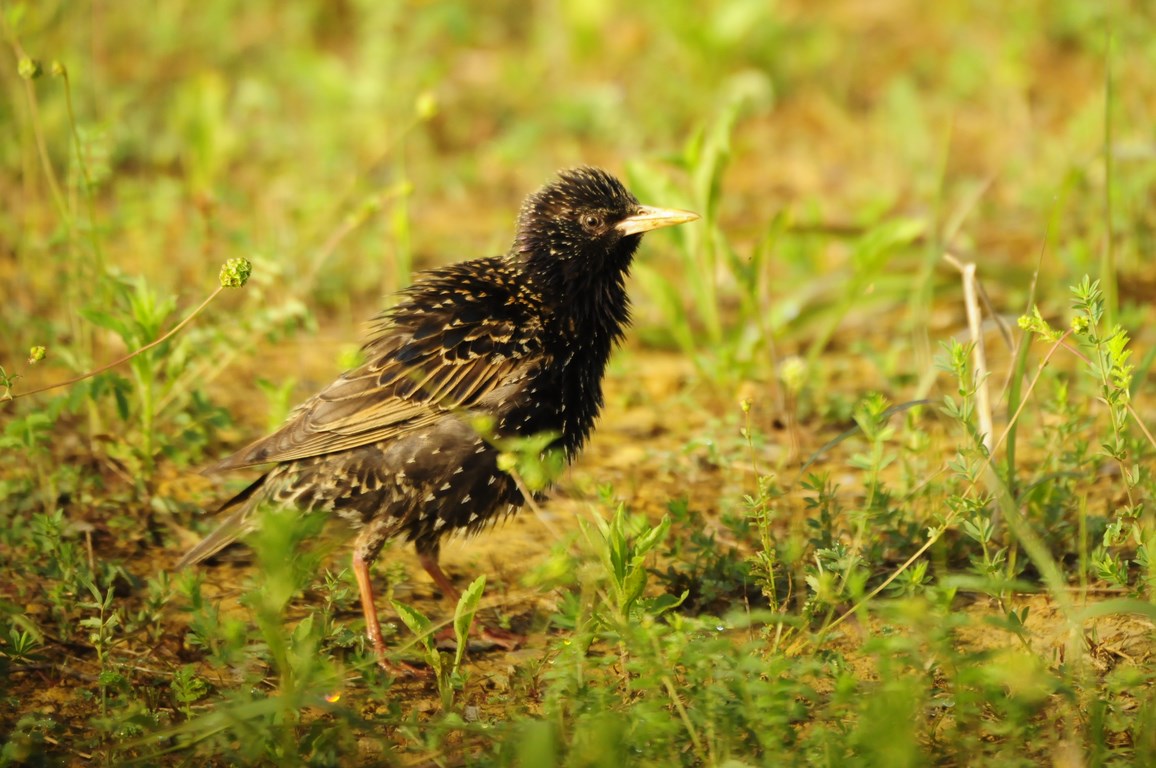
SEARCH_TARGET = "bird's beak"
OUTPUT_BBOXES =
[616,205,700,236]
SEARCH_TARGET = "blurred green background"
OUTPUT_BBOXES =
[5,1,1156,765]
[7,0,1153,332]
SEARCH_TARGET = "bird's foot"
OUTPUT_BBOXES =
[478,624,523,651]
[373,650,427,679]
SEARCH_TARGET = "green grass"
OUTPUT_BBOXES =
[4,1,1156,765]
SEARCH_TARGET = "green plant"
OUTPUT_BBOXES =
[169,665,210,719]
[627,93,787,383]
[394,575,486,710]
[1020,277,1153,595]
[79,583,126,720]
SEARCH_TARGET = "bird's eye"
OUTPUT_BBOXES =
[580,213,603,231]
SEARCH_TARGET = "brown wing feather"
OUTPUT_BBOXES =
[212,261,543,471]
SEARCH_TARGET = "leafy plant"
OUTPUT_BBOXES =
[394,574,486,710]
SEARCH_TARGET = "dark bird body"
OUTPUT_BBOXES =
[177,167,698,665]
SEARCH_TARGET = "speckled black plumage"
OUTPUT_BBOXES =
[177,167,698,664]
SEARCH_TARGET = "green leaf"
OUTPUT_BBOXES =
[392,600,434,655]
[452,575,485,669]
[291,613,315,646]
[643,590,688,617]
[634,515,671,558]
[79,308,131,339]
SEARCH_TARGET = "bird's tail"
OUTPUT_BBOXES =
[174,475,268,569]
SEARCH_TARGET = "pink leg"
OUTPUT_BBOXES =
[418,551,523,651]
[352,550,387,660]
[418,551,463,603]
[352,542,420,676]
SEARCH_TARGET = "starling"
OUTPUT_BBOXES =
[176,167,698,666]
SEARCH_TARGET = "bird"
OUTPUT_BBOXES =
[176,166,699,668]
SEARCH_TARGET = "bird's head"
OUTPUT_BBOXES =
[513,167,698,294]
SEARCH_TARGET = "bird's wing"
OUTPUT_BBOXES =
[213,265,543,470]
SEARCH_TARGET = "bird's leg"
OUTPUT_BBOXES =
[352,550,388,660]
[418,551,463,603]
[353,525,421,676]
[418,551,523,651]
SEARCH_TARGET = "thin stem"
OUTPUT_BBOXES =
[9,286,225,401]
[1101,30,1118,326]
[943,253,994,456]
[60,65,108,290]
